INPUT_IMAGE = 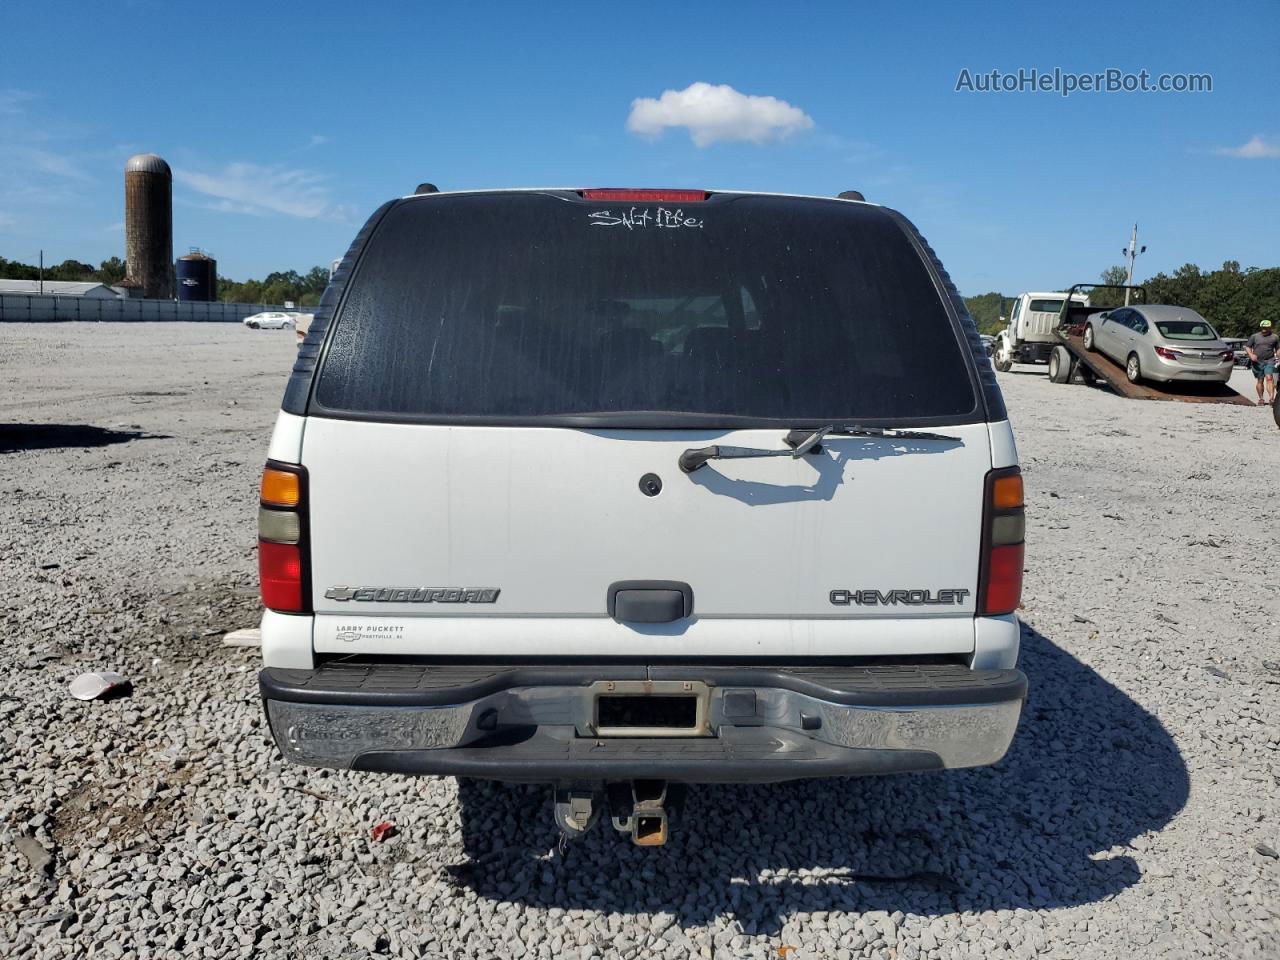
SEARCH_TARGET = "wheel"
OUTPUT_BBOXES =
[248,321,259,329]
[1083,324,1096,351]
[1048,345,1075,383]
[1126,353,1141,384]
[993,341,1013,372]
[1273,394,1280,430]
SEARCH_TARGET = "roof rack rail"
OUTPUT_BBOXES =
[837,190,865,201]
[414,183,439,195]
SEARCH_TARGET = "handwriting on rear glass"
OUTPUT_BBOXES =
[588,207,703,230]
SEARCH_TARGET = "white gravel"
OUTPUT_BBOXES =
[1,324,1277,959]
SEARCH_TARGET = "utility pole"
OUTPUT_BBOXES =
[1123,224,1146,305]
[39,249,44,295]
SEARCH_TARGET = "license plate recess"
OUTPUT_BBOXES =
[587,680,711,738]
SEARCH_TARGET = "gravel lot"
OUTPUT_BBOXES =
[1,323,1278,960]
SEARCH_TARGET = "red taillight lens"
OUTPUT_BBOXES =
[1154,346,1180,361]
[983,543,1024,616]
[1221,350,1234,362]
[979,466,1024,616]
[259,540,304,613]
[581,189,707,203]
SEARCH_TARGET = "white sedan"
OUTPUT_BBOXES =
[242,312,295,330]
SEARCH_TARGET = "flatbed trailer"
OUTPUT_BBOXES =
[1043,283,1256,406]
[1048,332,1256,405]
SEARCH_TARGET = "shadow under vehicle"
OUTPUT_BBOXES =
[446,623,1188,933]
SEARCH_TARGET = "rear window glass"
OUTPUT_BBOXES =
[1028,299,1064,314]
[313,193,978,425]
[1156,319,1217,340]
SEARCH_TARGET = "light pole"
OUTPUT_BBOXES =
[1123,224,1146,305]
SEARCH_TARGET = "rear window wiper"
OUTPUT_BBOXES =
[679,424,960,473]
[784,424,961,445]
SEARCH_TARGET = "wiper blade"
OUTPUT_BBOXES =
[679,423,960,474]
[783,425,961,445]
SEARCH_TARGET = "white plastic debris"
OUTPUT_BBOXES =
[222,628,262,648]
[68,671,131,701]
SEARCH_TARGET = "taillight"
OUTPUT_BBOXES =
[581,189,708,203]
[1221,350,1234,362]
[259,462,309,614]
[979,467,1024,616]
[1154,346,1180,361]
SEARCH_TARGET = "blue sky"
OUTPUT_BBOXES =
[1,0,1276,295]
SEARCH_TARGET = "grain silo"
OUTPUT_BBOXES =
[176,249,217,302]
[124,153,174,299]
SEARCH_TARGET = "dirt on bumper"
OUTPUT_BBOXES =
[260,661,1026,783]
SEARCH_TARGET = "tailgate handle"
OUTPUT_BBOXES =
[607,581,693,623]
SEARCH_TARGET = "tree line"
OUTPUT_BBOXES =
[216,267,331,307]
[0,256,127,285]
[965,262,1280,339]
[0,256,331,307]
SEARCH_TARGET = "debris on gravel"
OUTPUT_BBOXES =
[67,671,131,701]
[221,628,261,648]
[1,327,1277,959]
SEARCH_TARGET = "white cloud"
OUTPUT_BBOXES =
[627,82,814,148]
[0,89,36,115]
[23,147,90,180]
[1215,135,1280,159]
[174,161,349,220]
[306,134,330,149]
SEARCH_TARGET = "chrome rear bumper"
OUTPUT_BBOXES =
[260,661,1026,783]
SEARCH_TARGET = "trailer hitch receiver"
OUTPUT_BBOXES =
[608,780,680,847]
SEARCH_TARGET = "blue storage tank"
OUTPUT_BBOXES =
[176,249,217,302]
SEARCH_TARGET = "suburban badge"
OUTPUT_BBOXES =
[324,586,501,603]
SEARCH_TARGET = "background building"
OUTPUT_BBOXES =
[0,280,120,298]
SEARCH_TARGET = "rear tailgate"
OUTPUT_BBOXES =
[304,419,991,656]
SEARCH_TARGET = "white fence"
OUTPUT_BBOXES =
[0,293,297,323]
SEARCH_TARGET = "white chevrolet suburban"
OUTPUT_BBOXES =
[256,187,1026,845]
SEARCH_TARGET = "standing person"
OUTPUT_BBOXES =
[1247,319,1279,406]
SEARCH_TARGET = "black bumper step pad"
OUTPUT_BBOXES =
[261,661,1025,709]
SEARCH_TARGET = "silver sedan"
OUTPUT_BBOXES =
[1082,305,1234,384]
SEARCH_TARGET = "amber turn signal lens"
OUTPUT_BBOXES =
[261,467,300,507]
[991,473,1024,510]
